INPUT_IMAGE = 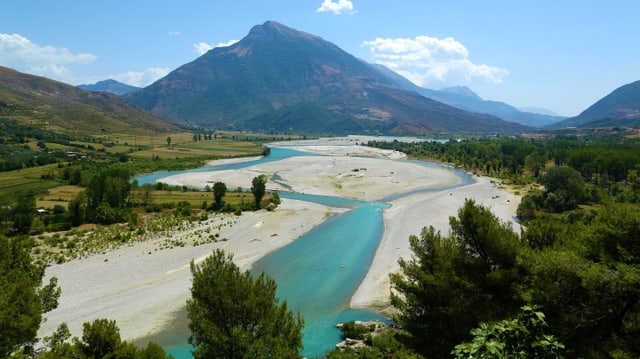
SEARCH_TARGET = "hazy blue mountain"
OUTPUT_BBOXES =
[549,80,640,128]
[518,106,560,117]
[78,79,140,96]
[127,21,527,135]
[439,86,483,101]
[369,64,563,128]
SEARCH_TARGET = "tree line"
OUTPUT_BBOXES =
[2,166,277,237]
[368,136,640,184]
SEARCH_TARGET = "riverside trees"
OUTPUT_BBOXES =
[187,249,304,358]
[251,174,268,209]
[390,199,640,358]
[212,181,227,210]
[390,200,523,358]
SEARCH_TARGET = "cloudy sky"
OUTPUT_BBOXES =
[2,1,638,116]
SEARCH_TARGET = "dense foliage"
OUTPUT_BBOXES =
[0,236,60,357]
[26,319,172,359]
[365,135,640,358]
[390,200,523,358]
[1,229,172,359]
[187,249,304,358]
[368,136,640,185]
[389,199,640,358]
[452,306,564,358]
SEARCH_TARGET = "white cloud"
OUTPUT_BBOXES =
[317,0,355,15]
[167,31,181,37]
[194,42,214,55]
[216,39,239,48]
[0,33,97,81]
[194,39,239,55]
[112,67,170,87]
[363,35,509,88]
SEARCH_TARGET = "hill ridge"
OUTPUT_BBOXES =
[78,79,140,96]
[549,80,640,128]
[0,66,175,135]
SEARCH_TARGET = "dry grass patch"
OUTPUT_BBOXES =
[37,185,84,209]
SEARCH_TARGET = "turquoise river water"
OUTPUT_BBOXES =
[134,146,472,358]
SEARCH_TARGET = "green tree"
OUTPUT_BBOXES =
[38,323,76,358]
[0,237,60,356]
[542,166,584,212]
[627,168,640,202]
[251,174,268,209]
[37,318,174,359]
[588,203,640,264]
[12,192,36,234]
[516,191,542,221]
[77,319,122,359]
[166,136,171,147]
[517,247,640,358]
[452,306,564,359]
[62,167,82,185]
[213,181,227,210]
[67,191,87,227]
[86,168,131,209]
[94,202,117,225]
[187,249,304,358]
[515,204,640,357]
[390,200,522,358]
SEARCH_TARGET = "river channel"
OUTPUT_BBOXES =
[135,145,473,358]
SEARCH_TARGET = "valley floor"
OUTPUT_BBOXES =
[39,138,520,344]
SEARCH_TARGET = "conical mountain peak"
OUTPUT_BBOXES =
[245,20,320,43]
[126,22,526,135]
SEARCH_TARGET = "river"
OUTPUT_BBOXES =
[135,145,473,358]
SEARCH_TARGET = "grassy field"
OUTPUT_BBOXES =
[0,164,62,201]
[132,188,264,208]
[129,140,264,160]
[1,130,279,209]
[37,185,85,209]
[37,186,260,211]
[102,131,278,160]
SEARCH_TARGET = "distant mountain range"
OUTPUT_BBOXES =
[0,66,175,135]
[1,21,636,137]
[78,79,140,96]
[126,21,528,135]
[548,80,640,128]
[518,107,559,117]
[371,63,564,128]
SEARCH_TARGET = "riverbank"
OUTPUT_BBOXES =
[160,146,461,202]
[39,198,344,342]
[39,142,520,346]
[350,175,521,311]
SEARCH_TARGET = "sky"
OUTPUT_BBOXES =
[1,1,639,117]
